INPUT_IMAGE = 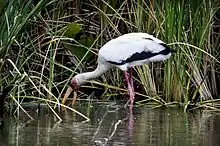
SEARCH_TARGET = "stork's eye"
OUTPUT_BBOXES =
[70,79,79,91]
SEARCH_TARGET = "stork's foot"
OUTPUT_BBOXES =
[124,93,135,109]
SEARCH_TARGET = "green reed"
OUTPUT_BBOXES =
[1,0,219,114]
[88,0,219,105]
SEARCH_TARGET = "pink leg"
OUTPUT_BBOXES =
[129,68,135,94]
[124,71,135,109]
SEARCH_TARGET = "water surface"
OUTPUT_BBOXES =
[0,103,220,146]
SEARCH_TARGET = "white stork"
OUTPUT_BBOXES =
[62,32,174,109]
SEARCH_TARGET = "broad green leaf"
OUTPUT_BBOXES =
[64,22,82,38]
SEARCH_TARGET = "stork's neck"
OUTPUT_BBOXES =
[74,62,110,85]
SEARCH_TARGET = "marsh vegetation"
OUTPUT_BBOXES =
[0,0,220,121]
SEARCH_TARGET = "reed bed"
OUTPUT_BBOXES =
[0,0,219,120]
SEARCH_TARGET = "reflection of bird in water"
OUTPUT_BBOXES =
[62,33,175,108]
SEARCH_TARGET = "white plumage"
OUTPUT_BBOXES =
[99,32,171,71]
[62,32,174,109]
[100,33,163,61]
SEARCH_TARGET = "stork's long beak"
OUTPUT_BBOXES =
[61,86,73,105]
[61,86,77,107]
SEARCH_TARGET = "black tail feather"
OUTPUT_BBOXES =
[159,43,176,53]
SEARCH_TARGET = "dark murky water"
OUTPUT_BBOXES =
[0,103,220,146]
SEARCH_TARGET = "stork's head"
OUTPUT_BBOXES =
[62,77,80,106]
[70,77,80,91]
[70,74,87,91]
